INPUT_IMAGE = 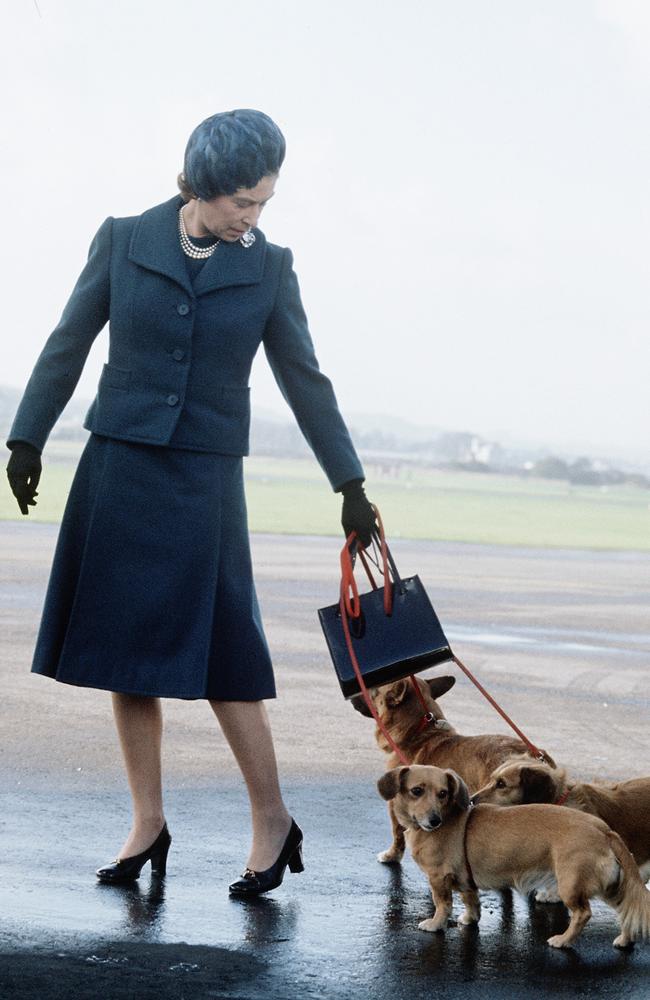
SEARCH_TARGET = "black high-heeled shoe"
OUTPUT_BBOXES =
[96,823,171,883]
[228,819,304,896]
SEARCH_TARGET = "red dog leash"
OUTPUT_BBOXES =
[449,653,548,762]
[339,511,549,766]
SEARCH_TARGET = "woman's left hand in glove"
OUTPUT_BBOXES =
[6,442,42,516]
[340,478,377,549]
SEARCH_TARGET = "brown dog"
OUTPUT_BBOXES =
[377,764,650,949]
[471,758,650,883]
[353,675,555,863]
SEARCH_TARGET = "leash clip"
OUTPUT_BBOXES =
[416,710,437,733]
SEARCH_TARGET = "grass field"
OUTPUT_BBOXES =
[2,442,648,550]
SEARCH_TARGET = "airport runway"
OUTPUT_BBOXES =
[1,523,649,998]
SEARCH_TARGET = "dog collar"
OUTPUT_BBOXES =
[555,789,571,806]
[410,677,451,734]
[415,714,451,734]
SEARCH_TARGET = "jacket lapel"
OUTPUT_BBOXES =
[128,194,266,297]
[192,229,266,295]
[128,195,194,297]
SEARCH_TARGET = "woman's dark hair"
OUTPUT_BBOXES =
[178,109,285,201]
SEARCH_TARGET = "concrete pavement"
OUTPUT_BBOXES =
[1,524,649,998]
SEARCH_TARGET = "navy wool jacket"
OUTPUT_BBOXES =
[8,195,364,491]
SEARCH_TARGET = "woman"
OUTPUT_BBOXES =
[5,109,375,896]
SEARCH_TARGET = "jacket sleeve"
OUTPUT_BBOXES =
[262,248,364,492]
[7,216,113,452]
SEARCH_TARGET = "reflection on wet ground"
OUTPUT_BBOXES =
[94,878,168,938]
[1,783,648,999]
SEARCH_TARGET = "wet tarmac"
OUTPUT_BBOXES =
[1,524,649,998]
[3,782,650,1000]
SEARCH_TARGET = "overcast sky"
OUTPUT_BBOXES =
[2,0,648,464]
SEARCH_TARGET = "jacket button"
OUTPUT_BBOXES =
[166,394,179,406]
[177,303,190,316]
[172,348,185,361]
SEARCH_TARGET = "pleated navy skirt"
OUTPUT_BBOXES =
[31,434,276,700]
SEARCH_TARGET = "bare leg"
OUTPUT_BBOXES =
[111,693,166,859]
[209,699,291,871]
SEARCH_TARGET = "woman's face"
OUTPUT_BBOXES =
[194,173,278,241]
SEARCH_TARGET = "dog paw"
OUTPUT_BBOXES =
[458,911,479,926]
[547,934,571,949]
[376,848,404,864]
[613,934,634,950]
[418,918,446,933]
[535,889,561,904]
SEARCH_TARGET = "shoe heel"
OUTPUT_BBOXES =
[150,836,171,876]
[288,845,304,874]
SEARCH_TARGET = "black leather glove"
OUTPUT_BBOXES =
[340,478,377,549]
[6,442,42,515]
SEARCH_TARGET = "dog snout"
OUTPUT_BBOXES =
[418,810,442,831]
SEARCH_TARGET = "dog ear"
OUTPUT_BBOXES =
[519,766,556,803]
[385,679,409,708]
[446,770,470,812]
[349,693,374,718]
[427,676,456,700]
[377,767,410,801]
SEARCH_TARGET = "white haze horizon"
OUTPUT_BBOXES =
[2,1,648,468]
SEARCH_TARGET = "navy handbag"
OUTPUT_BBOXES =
[318,518,453,699]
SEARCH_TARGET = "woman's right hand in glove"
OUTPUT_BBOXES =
[340,478,377,549]
[6,442,42,515]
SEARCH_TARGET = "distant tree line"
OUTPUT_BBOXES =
[530,456,649,489]
[0,386,646,488]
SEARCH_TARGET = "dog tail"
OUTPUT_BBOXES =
[607,831,650,943]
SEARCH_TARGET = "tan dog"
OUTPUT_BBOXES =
[353,675,555,863]
[377,764,650,949]
[471,758,650,883]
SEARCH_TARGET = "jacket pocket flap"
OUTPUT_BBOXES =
[101,364,131,391]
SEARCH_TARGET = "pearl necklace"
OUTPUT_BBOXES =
[178,206,221,259]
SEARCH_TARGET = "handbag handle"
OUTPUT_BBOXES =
[337,505,412,766]
[339,505,401,620]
